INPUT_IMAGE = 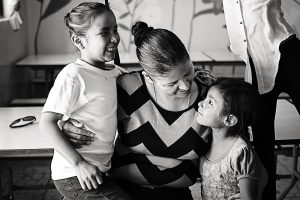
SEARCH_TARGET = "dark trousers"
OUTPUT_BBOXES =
[250,35,300,200]
[114,179,194,200]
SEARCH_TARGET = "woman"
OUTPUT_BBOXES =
[62,21,227,200]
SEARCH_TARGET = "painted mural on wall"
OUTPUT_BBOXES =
[117,0,226,52]
[115,0,300,53]
[33,0,72,54]
[27,0,300,54]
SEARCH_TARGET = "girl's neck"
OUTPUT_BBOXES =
[205,128,239,162]
[211,128,238,144]
[80,57,107,70]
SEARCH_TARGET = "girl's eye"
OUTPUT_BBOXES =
[100,32,109,36]
[208,99,213,106]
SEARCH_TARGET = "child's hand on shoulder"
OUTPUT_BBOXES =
[75,160,103,190]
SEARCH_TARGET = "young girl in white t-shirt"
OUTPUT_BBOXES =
[196,78,268,200]
[39,2,131,199]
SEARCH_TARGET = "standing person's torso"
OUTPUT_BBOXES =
[42,59,122,180]
[111,70,213,188]
[223,0,295,94]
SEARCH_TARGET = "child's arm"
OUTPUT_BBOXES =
[239,178,259,200]
[39,112,103,190]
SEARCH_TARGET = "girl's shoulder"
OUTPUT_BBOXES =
[230,137,252,155]
[112,64,128,76]
[57,62,82,79]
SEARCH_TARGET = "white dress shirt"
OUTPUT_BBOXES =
[223,0,295,94]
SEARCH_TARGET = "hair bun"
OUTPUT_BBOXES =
[132,21,153,46]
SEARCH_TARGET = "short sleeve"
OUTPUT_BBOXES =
[114,64,128,76]
[42,72,87,117]
[232,145,263,181]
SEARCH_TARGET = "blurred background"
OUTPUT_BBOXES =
[0,0,299,106]
[0,1,300,200]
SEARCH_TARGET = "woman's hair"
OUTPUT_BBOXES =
[131,21,191,77]
[211,77,259,137]
[64,2,113,37]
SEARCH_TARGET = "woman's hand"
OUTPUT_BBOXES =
[228,193,241,200]
[61,118,95,148]
[75,160,103,190]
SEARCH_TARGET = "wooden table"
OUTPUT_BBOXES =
[16,53,142,96]
[16,52,213,70]
[201,50,245,76]
[274,100,300,200]
[0,107,53,200]
[16,51,244,97]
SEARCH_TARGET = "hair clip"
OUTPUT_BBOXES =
[9,116,36,128]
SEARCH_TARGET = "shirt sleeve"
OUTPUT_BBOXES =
[42,72,87,118]
[232,145,263,181]
[114,64,128,77]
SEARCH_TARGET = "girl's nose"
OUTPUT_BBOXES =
[111,32,119,43]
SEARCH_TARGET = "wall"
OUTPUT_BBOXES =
[0,0,30,106]
[26,0,300,55]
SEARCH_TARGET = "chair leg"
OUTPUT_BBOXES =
[277,144,300,200]
[8,168,13,200]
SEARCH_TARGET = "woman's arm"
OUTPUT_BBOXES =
[239,178,259,200]
[39,113,102,189]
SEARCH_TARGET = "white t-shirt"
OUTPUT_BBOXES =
[42,59,123,180]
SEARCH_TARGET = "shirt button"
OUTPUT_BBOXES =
[243,39,247,42]
[236,1,239,3]
[240,21,243,24]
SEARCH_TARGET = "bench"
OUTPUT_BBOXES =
[9,98,46,106]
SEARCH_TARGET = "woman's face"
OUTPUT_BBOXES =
[152,61,194,98]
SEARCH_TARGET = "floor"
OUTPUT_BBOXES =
[1,153,299,200]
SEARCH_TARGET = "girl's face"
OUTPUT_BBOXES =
[81,11,120,66]
[197,86,226,128]
[152,61,194,98]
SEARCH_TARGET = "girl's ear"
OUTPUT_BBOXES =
[224,114,238,127]
[71,35,85,50]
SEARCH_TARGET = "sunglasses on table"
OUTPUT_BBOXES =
[9,116,36,128]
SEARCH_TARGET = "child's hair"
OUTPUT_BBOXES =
[211,77,258,137]
[64,2,113,37]
[131,21,191,78]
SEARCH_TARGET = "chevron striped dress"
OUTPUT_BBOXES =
[110,70,214,198]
